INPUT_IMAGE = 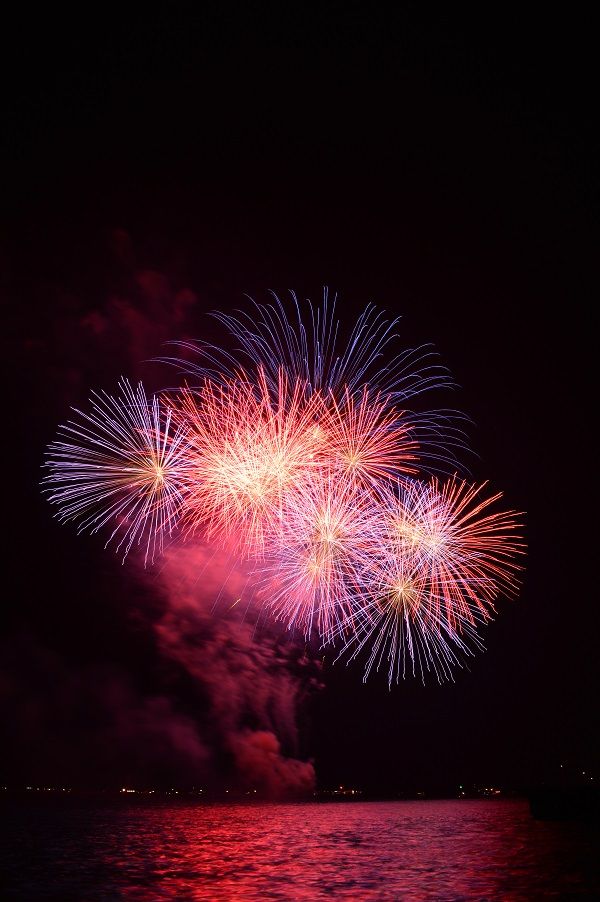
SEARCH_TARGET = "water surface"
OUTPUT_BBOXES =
[1,799,598,900]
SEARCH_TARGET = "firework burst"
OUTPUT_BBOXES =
[260,472,377,642]
[162,289,470,476]
[44,379,191,563]
[334,477,524,684]
[323,385,419,489]
[43,292,526,685]
[379,477,524,627]
[173,367,328,555]
[336,551,487,685]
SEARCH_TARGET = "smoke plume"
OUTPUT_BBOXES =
[147,541,318,797]
[6,240,319,795]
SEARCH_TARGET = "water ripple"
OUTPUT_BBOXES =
[1,799,598,900]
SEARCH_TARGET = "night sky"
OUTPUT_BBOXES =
[2,7,597,796]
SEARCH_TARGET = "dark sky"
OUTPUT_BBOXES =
[2,6,597,794]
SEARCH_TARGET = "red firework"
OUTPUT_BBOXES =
[333,476,524,684]
[43,296,526,684]
[323,385,419,489]
[172,367,328,555]
[376,477,524,627]
[259,471,378,642]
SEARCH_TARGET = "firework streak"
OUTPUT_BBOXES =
[44,292,525,684]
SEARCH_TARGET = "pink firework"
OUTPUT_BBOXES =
[164,291,470,478]
[336,550,487,685]
[173,367,329,555]
[259,471,378,642]
[42,295,526,684]
[336,477,524,683]
[379,477,524,627]
[44,379,191,563]
[323,385,419,489]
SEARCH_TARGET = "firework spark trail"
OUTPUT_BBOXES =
[259,471,379,643]
[43,294,526,684]
[171,367,329,555]
[323,385,419,489]
[377,477,525,628]
[331,476,524,684]
[336,565,488,686]
[44,379,191,564]
[162,289,471,477]
[174,289,450,400]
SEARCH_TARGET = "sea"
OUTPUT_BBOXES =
[1,798,598,900]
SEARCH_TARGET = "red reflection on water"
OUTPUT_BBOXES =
[4,800,599,900]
